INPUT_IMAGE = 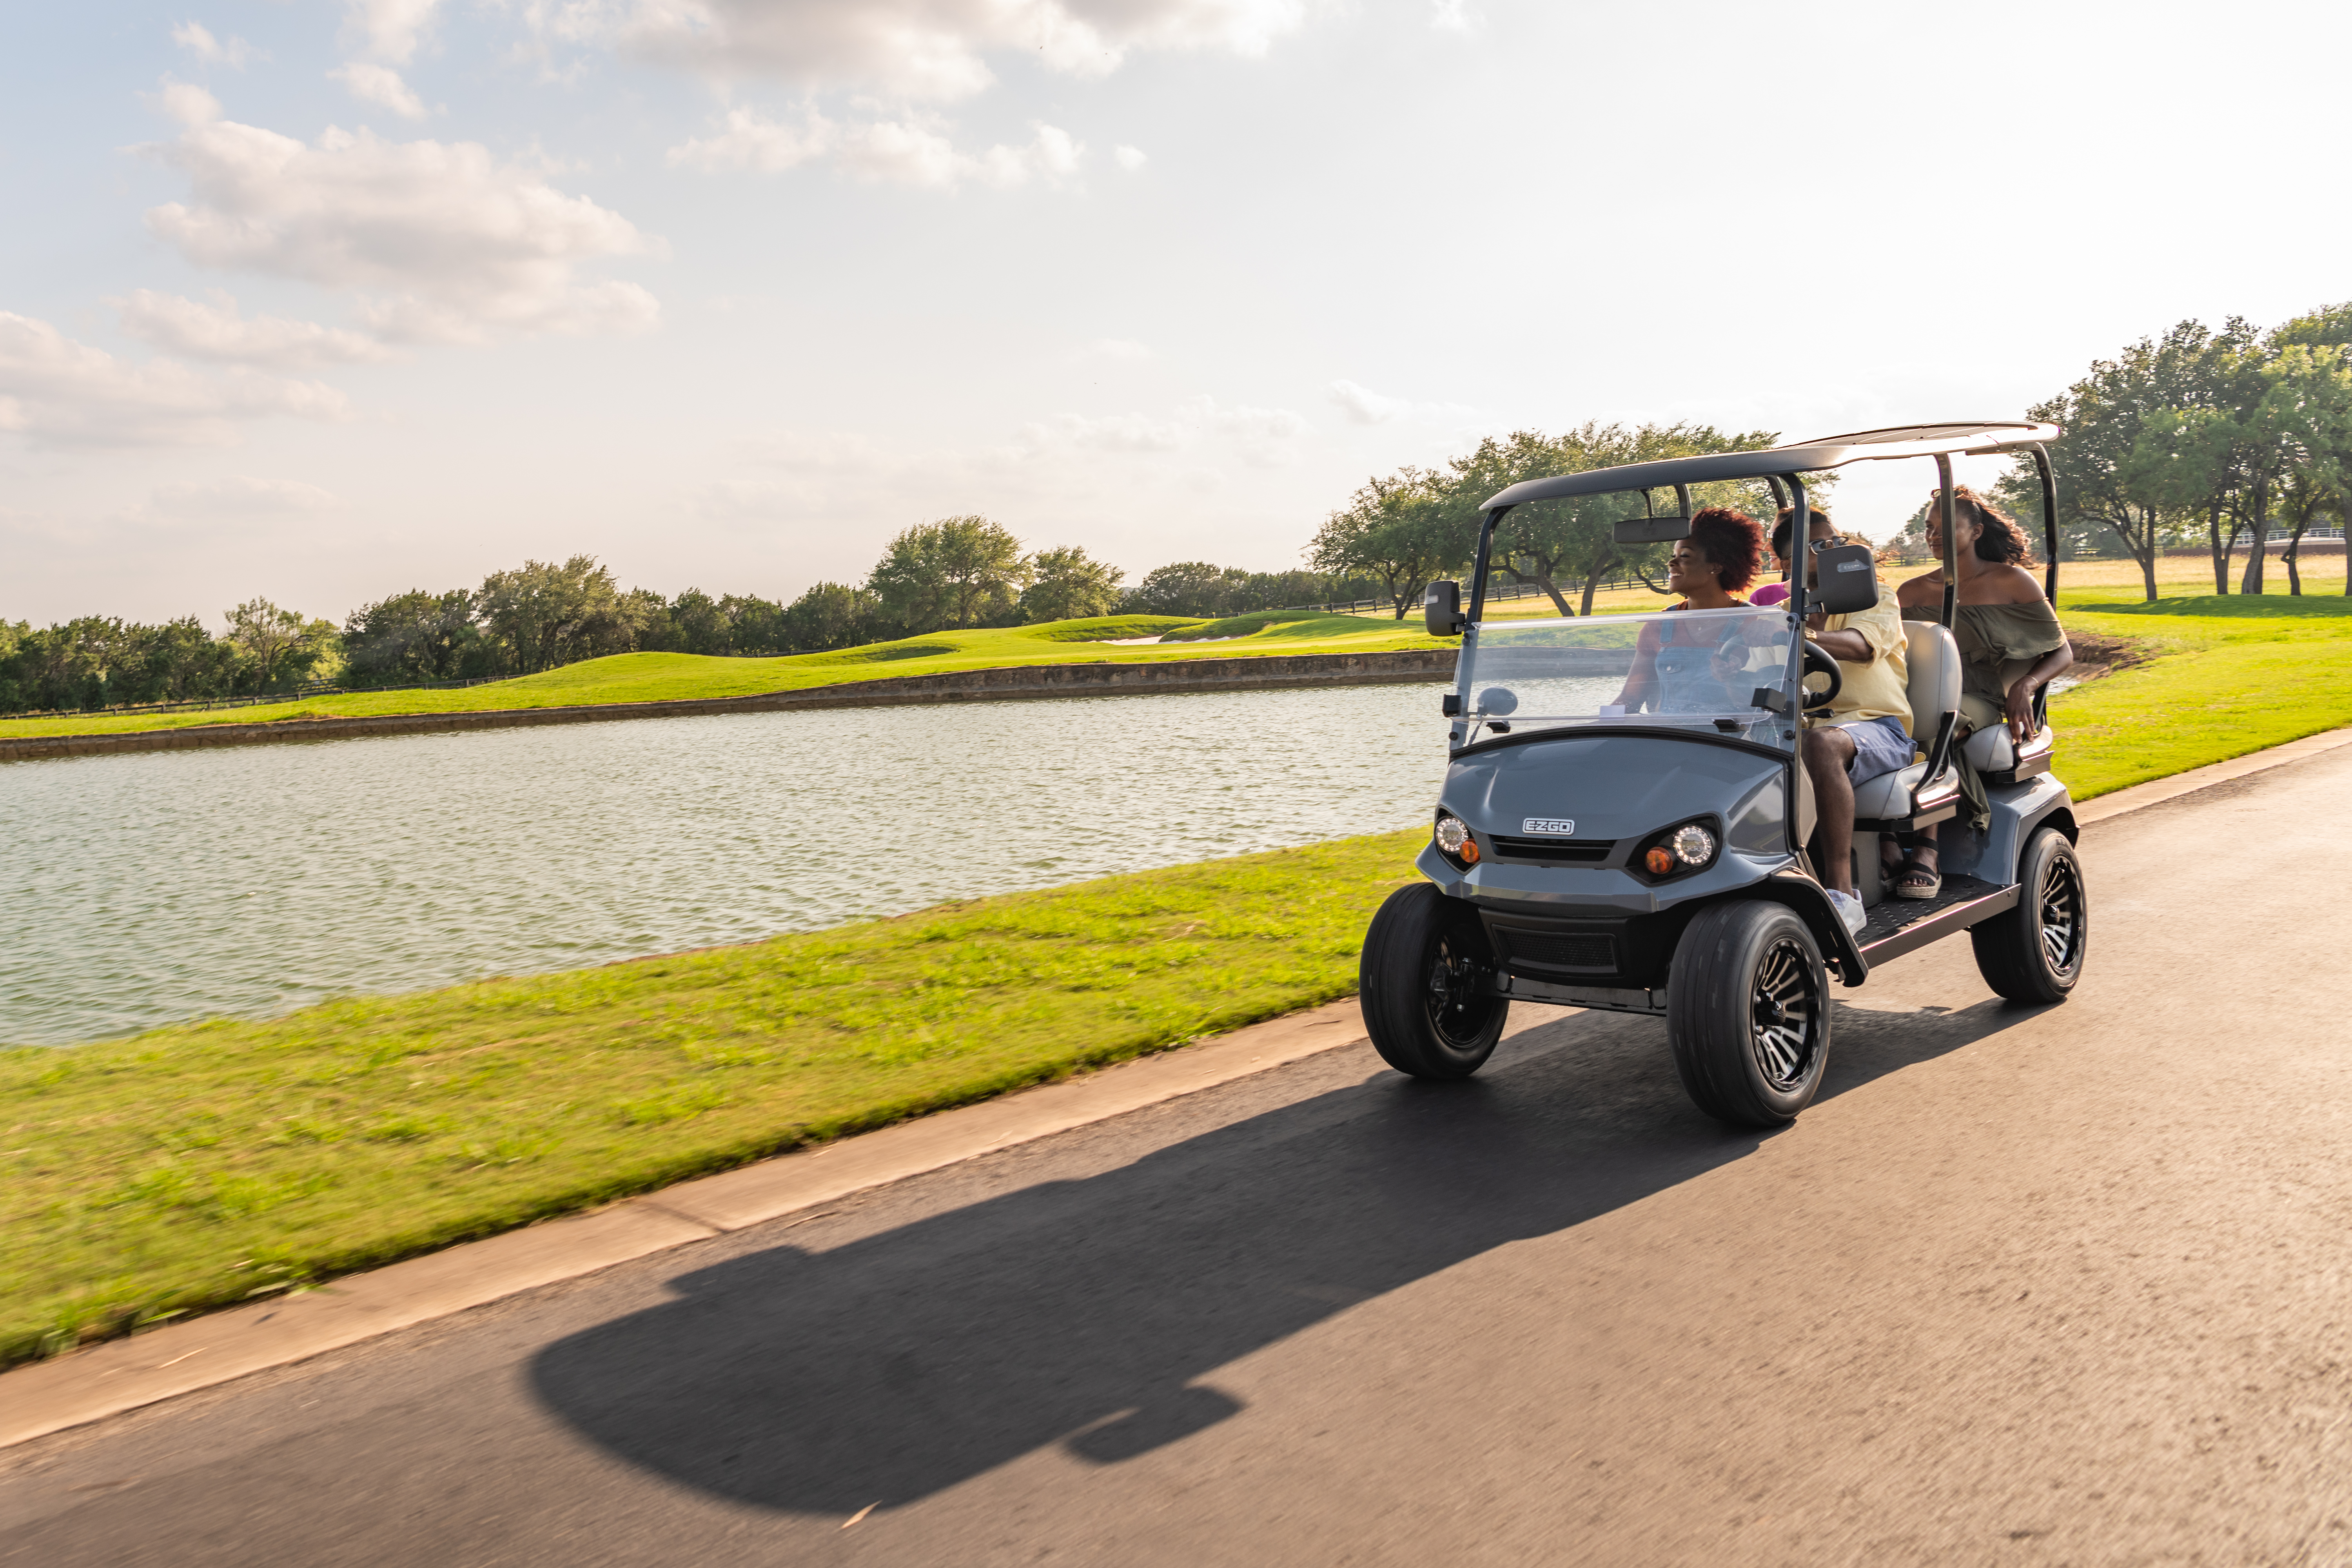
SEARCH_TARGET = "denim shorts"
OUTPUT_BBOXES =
[1841,715,1916,786]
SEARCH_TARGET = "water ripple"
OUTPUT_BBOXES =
[0,683,1450,1044]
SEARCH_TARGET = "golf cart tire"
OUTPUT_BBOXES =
[1972,827,2087,1004]
[1359,884,1507,1079]
[1667,900,1830,1127]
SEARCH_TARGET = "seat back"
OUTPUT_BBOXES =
[1902,621,1961,764]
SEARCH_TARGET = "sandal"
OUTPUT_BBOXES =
[1893,852,1941,900]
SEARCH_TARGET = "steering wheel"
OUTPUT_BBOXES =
[1800,641,1843,711]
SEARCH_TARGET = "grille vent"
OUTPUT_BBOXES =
[1489,836,1614,864]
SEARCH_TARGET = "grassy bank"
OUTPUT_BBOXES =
[0,833,1421,1367]
[0,611,1427,743]
[2054,594,2352,796]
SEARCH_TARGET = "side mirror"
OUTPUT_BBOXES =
[1810,543,1880,615]
[1425,580,1466,636]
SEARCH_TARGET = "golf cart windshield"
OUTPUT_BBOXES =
[1455,605,1797,746]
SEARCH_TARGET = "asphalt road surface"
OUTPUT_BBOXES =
[7,748,2351,1565]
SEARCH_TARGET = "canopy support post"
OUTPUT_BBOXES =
[1935,453,1959,631]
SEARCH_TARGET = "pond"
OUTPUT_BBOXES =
[1,684,1452,1045]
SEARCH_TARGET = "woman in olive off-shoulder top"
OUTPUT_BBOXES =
[1889,486,2073,899]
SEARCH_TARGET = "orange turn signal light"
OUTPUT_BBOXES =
[1644,846,1677,876]
[1460,839,1480,864]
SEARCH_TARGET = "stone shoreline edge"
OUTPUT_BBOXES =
[5,720,2349,1450]
[0,648,1460,764]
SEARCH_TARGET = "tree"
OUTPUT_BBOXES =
[474,556,641,673]
[1483,422,1778,614]
[2250,343,2352,595]
[1307,468,1462,619]
[225,598,332,692]
[867,516,1031,632]
[1443,430,1579,613]
[1122,561,1252,618]
[1019,545,1125,623]
[343,589,481,684]
[2024,321,2228,600]
[780,582,887,652]
[658,589,728,655]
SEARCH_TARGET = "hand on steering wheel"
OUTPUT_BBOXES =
[1800,641,1843,711]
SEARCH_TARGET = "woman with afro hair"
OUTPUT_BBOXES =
[1610,507,1770,715]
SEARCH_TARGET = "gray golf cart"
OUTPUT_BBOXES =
[1359,422,2087,1127]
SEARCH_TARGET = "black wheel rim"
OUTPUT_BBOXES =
[1748,935,1822,1093]
[2037,850,2084,977]
[1423,931,1493,1049]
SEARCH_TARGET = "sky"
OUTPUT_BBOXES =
[5,0,2350,628]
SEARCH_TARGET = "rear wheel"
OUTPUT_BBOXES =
[1972,827,2087,1003]
[1667,901,1830,1127]
[1359,884,1506,1078]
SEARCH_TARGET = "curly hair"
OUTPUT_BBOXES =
[1940,485,2036,565]
[1686,507,1764,595]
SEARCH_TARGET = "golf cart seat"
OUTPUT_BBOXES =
[1963,717,2056,783]
[1851,620,1964,828]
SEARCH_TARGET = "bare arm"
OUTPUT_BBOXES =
[2005,639,2074,739]
[1802,613,1871,661]
[1611,622,1665,710]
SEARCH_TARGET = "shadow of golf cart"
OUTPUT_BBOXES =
[1361,423,2086,1127]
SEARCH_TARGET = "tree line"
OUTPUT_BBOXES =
[0,523,1394,715]
[2005,302,2352,600]
[40,313,2336,718]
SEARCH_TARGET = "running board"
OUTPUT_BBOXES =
[1493,975,1668,1016]
[1855,883,2020,965]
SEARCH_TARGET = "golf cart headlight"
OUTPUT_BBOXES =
[1434,812,1478,864]
[1669,823,1717,866]
[1637,817,1720,881]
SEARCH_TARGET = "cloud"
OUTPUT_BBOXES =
[1326,378,1480,428]
[330,62,428,119]
[1033,394,1307,463]
[1428,0,1478,31]
[0,313,348,448]
[172,21,255,67]
[114,290,392,370]
[537,0,1310,101]
[141,109,659,343]
[349,0,443,63]
[147,475,348,518]
[841,118,1080,189]
[670,107,1082,188]
[1114,143,1147,171]
[666,106,832,172]
[149,79,223,127]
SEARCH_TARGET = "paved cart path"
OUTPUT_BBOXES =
[7,749,2352,1565]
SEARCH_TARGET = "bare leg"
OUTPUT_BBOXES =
[1800,725,1859,895]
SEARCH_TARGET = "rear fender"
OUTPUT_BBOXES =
[1979,776,2076,886]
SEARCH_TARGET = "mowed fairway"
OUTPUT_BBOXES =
[0,612,1431,742]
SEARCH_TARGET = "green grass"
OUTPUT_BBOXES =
[2044,593,2352,798]
[0,833,1423,1368]
[0,612,1434,742]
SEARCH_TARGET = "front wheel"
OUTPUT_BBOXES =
[1972,827,2087,1003]
[1359,884,1507,1078]
[1667,900,1831,1127]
